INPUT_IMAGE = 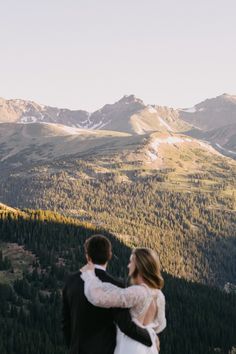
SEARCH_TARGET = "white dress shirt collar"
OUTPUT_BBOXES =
[94,264,106,271]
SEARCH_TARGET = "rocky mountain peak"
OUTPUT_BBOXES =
[220,93,236,103]
[179,92,236,140]
[118,94,144,105]
[196,93,236,108]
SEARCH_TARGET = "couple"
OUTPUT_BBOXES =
[62,234,166,354]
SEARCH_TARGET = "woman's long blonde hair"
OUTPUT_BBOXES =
[131,248,164,289]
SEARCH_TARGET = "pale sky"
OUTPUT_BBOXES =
[1,0,236,111]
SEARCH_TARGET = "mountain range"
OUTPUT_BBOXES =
[0,93,236,157]
[0,94,188,133]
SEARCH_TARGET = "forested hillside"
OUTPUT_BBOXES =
[1,157,236,287]
[0,209,235,354]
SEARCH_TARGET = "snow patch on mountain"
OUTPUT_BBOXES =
[216,143,236,155]
[20,116,38,123]
[91,120,108,129]
[151,136,192,150]
[54,125,81,135]
[98,120,112,130]
[159,117,173,132]
[181,107,197,113]
[147,106,157,114]
[147,136,193,161]
[147,150,158,161]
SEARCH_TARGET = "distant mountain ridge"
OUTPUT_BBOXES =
[0,96,89,126]
[0,93,236,155]
[178,93,236,156]
[179,93,236,130]
[0,95,188,134]
[1,93,235,131]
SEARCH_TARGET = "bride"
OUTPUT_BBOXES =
[81,247,166,354]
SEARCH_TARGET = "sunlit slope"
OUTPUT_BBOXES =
[0,207,235,354]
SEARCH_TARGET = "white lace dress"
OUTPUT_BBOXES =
[81,270,166,354]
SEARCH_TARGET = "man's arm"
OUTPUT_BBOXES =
[62,283,71,347]
[98,271,152,346]
[112,308,152,347]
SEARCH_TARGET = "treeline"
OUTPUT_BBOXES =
[0,210,236,354]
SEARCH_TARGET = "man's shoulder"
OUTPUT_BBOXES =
[64,271,82,288]
[97,270,125,288]
[64,268,125,289]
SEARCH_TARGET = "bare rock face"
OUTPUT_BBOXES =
[179,93,236,131]
[0,97,89,126]
[179,94,236,155]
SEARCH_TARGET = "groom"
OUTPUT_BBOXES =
[62,234,153,354]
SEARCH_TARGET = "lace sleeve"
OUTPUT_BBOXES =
[154,291,166,334]
[81,270,147,308]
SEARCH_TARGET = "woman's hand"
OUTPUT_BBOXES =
[80,262,95,273]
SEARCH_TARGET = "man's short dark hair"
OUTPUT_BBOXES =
[84,234,112,265]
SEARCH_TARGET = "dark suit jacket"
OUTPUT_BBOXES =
[62,268,152,354]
